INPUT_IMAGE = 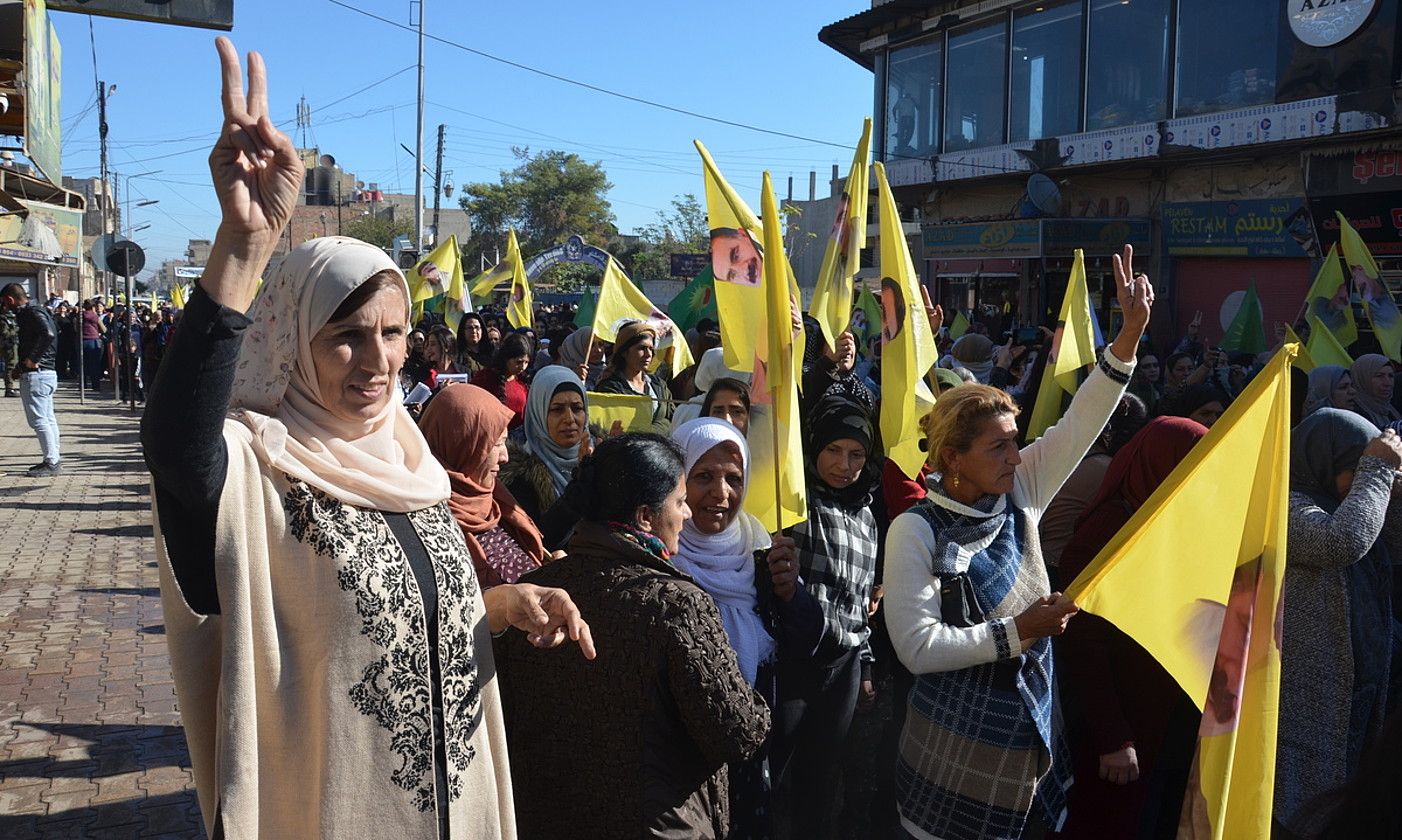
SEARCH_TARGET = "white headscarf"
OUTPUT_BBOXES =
[230,237,450,512]
[672,347,751,428]
[670,417,774,685]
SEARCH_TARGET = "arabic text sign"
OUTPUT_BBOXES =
[1163,198,1308,257]
[0,199,81,267]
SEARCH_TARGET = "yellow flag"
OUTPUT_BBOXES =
[586,391,659,433]
[809,118,872,353]
[1306,314,1354,368]
[949,309,970,339]
[874,162,937,479]
[592,257,694,374]
[1284,325,1314,372]
[1066,346,1292,840]
[170,283,186,310]
[493,229,532,330]
[406,235,470,332]
[1027,249,1098,440]
[696,140,764,372]
[742,171,808,533]
[1336,211,1401,361]
[1304,243,1356,348]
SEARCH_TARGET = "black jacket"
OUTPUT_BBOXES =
[15,303,56,371]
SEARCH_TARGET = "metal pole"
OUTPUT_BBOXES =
[75,307,85,405]
[97,80,112,307]
[413,0,426,251]
[124,248,135,412]
[432,124,445,244]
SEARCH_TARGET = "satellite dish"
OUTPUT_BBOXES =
[1025,173,1062,217]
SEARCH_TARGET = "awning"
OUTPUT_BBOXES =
[818,1,938,69]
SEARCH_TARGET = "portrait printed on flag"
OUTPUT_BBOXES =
[880,278,905,343]
[710,227,763,287]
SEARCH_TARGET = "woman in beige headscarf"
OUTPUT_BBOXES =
[141,38,592,840]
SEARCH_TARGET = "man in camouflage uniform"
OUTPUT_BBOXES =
[0,306,17,397]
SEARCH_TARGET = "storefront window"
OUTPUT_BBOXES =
[884,37,943,161]
[1175,0,1277,116]
[944,19,1008,152]
[1276,0,1398,101]
[1085,0,1170,130]
[1011,0,1084,141]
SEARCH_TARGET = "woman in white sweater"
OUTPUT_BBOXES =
[882,246,1152,840]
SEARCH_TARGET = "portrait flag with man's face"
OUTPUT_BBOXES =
[874,161,937,480]
[696,140,764,372]
[1065,346,1292,840]
[1336,211,1401,361]
[592,257,693,374]
[808,118,871,354]
[1304,244,1357,348]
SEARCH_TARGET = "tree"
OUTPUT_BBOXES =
[459,147,616,269]
[620,193,709,281]
[342,215,415,250]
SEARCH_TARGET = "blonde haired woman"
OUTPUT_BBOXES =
[883,247,1152,840]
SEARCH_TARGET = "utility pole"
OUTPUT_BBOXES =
[96,79,112,309]
[413,0,426,252]
[431,124,445,245]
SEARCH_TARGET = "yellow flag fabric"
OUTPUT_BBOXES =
[1027,249,1099,440]
[809,118,872,353]
[949,309,971,339]
[406,235,470,332]
[1336,211,1401,361]
[586,391,658,433]
[1284,325,1314,372]
[873,162,937,479]
[592,257,694,374]
[171,283,187,310]
[502,229,533,330]
[1304,243,1357,348]
[696,140,764,372]
[1066,346,1293,840]
[742,171,808,533]
[1306,314,1354,368]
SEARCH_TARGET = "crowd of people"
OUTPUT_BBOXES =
[126,38,1402,840]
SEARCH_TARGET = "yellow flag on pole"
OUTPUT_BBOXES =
[1065,346,1293,840]
[406,235,470,332]
[496,229,533,329]
[592,257,694,374]
[170,283,187,310]
[586,391,659,433]
[1336,211,1402,361]
[1284,325,1314,372]
[874,161,937,479]
[1304,243,1357,348]
[1027,249,1099,440]
[949,309,971,339]
[809,118,872,353]
[696,140,764,372]
[745,171,808,533]
[1306,314,1354,369]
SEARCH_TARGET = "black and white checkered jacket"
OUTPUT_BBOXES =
[791,483,879,665]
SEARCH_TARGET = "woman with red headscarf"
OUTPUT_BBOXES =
[419,384,547,588]
[1052,417,1208,840]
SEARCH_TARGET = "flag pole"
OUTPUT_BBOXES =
[581,332,595,384]
[770,352,786,535]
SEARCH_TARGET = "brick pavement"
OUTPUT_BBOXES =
[0,383,204,838]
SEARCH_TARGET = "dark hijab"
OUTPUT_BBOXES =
[804,397,877,506]
[1290,408,1379,513]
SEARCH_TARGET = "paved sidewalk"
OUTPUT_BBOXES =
[0,383,204,838]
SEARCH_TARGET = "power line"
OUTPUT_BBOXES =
[326,0,856,152]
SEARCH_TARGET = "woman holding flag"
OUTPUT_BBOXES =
[883,245,1151,840]
[596,321,674,428]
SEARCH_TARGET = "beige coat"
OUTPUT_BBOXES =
[155,420,515,839]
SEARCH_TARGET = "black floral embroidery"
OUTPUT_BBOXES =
[284,480,479,811]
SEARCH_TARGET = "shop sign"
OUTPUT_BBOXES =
[1306,148,1402,195]
[1164,97,1335,152]
[1042,219,1152,256]
[1289,0,1377,48]
[0,199,82,268]
[1163,198,1310,257]
[668,253,710,279]
[1309,193,1402,255]
[22,0,62,185]
[922,220,1040,259]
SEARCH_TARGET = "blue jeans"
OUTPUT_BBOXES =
[82,338,104,388]
[20,369,60,464]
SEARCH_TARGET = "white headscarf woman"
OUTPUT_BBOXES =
[670,417,775,685]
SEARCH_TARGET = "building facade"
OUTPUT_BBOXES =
[821,0,1402,347]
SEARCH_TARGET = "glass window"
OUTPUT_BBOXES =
[1175,0,1278,116]
[944,19,1008,152]
[884,37,943,161]
[1085,0,1171,130]
[1011,1,1084,140]
[1276,0,1398,102]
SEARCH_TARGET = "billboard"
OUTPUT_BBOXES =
[22,0,62,185]
[46,0,233,30]
[0,199,83,268]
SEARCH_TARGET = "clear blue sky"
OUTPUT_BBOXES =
[51,0,874,273]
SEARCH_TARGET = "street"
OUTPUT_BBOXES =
[0,384,203,839]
